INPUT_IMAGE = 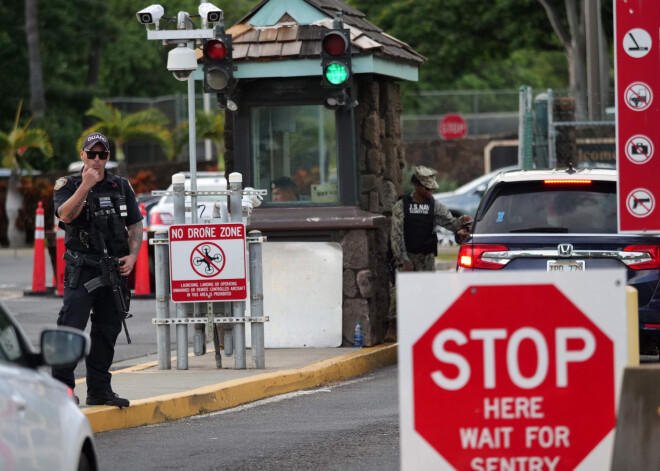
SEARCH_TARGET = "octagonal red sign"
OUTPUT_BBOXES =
[438,113,468,139]
[412,284,615,470]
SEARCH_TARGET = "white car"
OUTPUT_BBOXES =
[149,172,228,232]
[0,299,97,471]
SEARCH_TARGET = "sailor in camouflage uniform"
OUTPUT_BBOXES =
[386,166,472,341]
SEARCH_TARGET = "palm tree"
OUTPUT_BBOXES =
[78,98,173,164]
[0,100,53,247]
[173,110,225,169]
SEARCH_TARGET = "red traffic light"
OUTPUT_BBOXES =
[322,32,348,56]
[204,39,227,61]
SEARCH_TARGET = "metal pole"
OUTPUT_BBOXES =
[172,172,188,369]
[547,89,556,168]
[517,86,525,168]
[249,230,265,369]
[585,0,601,120]
[229,172,246,369]
[154,231,171,369]
[187,48,206,356]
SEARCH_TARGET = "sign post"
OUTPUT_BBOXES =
[398,271,628,470]
[169,223,247,302]
[615,1,660,232]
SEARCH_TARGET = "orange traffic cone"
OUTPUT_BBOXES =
[56,217,65,296]
[134,203,151,295]
[31,202,46,293]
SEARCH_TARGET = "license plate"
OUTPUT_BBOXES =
[547,260,585,271]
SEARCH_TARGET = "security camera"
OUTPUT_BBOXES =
[198,3,223,23]
[136,4,164,25]
[167,44,198,81]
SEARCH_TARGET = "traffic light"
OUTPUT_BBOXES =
[203,34,233,94]
[320,29,351,89]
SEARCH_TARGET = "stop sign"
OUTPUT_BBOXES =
[438,113,468,139]
[398,273,627,471]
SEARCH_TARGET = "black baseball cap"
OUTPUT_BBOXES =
[82,132,110,151]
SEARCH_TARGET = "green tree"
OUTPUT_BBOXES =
[0,101,53,247]
[80,98,173,163]
[173,110,226,169]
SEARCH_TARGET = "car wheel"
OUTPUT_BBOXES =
[77,452,92,471]
[436,227,457,247]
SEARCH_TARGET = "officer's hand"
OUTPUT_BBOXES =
[460,215,473,226]
[455,228,470,244]
[402,261,414,272]
[81,165,102,188]
[118,254,137,276]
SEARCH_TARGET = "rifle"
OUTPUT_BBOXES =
[82,223,132,344]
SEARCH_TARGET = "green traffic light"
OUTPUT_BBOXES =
[324,63,348,85]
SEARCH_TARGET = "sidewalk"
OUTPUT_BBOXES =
[79,343,398,433]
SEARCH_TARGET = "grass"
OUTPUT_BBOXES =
[436,246,459,261]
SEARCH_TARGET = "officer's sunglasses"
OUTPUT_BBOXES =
[86,150,109,160]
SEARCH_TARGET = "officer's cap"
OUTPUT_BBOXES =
[82,132,110,151]
[414,166,439,190]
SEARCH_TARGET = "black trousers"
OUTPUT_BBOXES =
[52,263,123,397]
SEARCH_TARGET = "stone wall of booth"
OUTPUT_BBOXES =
[338,76,407,346]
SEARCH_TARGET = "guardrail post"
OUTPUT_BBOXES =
[249,230,265,369]
[229,172,246,369]
[172,172,188,370]
[154,231,171,369]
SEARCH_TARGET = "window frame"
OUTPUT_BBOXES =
[232,77,358,206]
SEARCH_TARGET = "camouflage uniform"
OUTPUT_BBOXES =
[388,194,463,320]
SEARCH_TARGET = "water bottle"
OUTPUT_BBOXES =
[354,321,363,348]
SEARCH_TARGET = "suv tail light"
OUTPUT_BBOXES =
[151,211,174,226]
[623,245,660,270]
[458,244,509,269]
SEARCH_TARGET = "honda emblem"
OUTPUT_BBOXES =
[558,243,573,257]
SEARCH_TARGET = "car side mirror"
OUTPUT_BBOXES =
[40,328,90,368]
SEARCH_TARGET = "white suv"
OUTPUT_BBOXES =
[0,299,97,471]
[149,172,228,232]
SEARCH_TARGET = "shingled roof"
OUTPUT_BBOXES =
[227,0,426,67]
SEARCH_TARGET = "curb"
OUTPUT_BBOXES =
[84,343,398,433]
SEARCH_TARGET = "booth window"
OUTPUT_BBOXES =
[250,105,338,204]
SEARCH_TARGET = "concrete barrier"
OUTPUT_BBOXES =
[611,365,660,470]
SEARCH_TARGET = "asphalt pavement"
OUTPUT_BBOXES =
[0,247,397,433]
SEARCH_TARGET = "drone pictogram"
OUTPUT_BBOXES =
[191,242,226,277]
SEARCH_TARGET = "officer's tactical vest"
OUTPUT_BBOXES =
[402,194,437,255]
[64,184,129,257]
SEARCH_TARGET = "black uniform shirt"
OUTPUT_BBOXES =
[54,170,142,251]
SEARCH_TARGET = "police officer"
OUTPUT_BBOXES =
[386,166,472,341]
[52,132,142,408]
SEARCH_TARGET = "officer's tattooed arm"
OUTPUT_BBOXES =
[118,220,143,276]
[127,221,143,257]
[57,166,101,223]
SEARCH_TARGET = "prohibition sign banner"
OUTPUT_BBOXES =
[169,223,247,302]
[615,0,660,232]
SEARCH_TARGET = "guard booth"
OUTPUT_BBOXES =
[220,0,425,346]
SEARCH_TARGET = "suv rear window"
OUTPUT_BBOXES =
[475,181,617,234]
